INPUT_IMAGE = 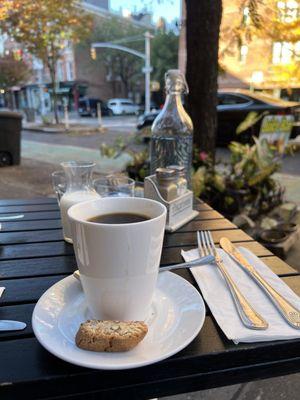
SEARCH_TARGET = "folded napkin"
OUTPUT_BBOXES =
[182,247,300,344]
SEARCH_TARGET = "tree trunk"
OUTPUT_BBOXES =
[185,0,222,157]
[48,58,59,124]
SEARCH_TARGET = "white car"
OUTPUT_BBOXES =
[107,98,139,115]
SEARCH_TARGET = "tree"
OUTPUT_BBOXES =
[0,54,30,89]
[83,17,146,98]
[185,1,223,156]
[0,54,30,108]
[0,1,11,21]
[0,0,92,123]
[151,30,179,102]
[220,0,300,89]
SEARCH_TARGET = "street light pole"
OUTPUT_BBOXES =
[92,32,153,114]
[144,31,152,114]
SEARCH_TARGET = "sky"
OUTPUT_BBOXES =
[110,0,181,23]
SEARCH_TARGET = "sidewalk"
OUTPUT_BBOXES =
[22,115,138,131]
[20,139,300,206]
[22,139,132,174]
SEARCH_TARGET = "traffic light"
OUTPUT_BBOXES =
[90,47,96,60]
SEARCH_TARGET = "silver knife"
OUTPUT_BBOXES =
[220,237,300,330]
[0,320,27,331]
[0,214,24,220]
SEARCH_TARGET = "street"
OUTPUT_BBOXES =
[22,115,139,149]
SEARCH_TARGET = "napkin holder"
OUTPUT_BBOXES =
[144,175,198,232]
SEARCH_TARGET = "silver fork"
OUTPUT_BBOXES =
[197,231,268,330]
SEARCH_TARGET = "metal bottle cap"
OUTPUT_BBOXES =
[167,165,185,176]
[165,69,189,94]
[156,167,177,180]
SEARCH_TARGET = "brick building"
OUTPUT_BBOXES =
[0,0,153,114]
[178,0,300,101]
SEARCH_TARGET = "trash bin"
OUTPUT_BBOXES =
[0,110,22,166]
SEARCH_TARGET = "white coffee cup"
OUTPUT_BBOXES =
[68,197,167,320]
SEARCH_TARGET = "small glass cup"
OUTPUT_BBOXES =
[93,175,135,197]
[51,170,67,203]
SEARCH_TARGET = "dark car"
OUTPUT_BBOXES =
[78,98,113,117]
[137,89,300,145]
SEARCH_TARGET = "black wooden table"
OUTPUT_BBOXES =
[0,197,300,400]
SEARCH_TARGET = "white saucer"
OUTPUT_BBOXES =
[32,272,205,370]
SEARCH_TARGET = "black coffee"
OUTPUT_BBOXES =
[87,212,150,224]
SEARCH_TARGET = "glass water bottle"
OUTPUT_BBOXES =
[150,69,193,186]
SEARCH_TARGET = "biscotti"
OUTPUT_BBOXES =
[75,320,148,352]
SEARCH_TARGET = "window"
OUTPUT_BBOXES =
[218,94,249,106]
[57,61,64,81]
[239,45,248,63]
[277,0,299,22]
[242,6,250,25]
[66,61,74,81]
[0,34,6,56]
[273,41,298,64]
[295,41,300,60]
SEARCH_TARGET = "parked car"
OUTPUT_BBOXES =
[138,101,162,114]
[78,98,112,117]
[107,98,139,115]
[137,89,300,145]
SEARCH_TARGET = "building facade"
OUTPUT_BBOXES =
[219,0,300,100]
[0,0,153,114]
[178,0,300,101]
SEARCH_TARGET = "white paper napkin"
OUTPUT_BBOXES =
[182,247,300,344]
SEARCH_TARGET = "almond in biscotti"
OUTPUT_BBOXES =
[75,320,148,352]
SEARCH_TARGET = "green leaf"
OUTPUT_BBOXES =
[236,111,268,135]
[192,167,206,198]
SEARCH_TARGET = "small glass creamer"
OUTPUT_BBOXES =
[59,161,100,243]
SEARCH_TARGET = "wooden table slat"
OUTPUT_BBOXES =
[194,202,212,211]
[0,255,76,279]
[0,275,66,306]
[0,198,56,206]
[0,241,73,261]
[0,229,63,245]
[0,219,62,232]
[0,211,61,222]
[195,210,224,220]
[0,204,59,214]
[178,218,236,232]
[164,229,253,247]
